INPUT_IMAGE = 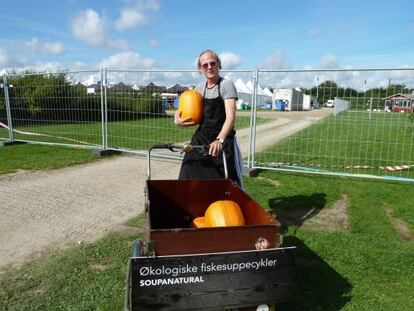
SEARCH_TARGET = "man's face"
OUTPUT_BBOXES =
[199,52,219,80]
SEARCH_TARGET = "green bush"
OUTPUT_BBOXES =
[4,74,164,125]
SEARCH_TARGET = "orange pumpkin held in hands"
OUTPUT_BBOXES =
[178,90,203,125]
[204,200,245,227]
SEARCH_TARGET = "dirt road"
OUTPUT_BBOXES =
[0,109,331,268]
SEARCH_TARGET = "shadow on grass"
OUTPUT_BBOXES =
[277,236,352,310]
[268,193,327,233]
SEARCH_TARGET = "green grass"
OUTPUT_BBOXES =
[245,171,414,310]
[1,172,413,310]
[0,232,139,311]
[0,115,261,151]
[0,115,260,175]
[0,144,100,174]
[256,111,414,179]
[1,112,413,309]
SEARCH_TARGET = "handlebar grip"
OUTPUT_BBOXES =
[149,144,173,151]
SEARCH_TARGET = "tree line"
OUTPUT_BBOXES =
[302,80,413,109]
[0,73,164,126]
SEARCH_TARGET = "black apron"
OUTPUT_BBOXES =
[178,78,239,184]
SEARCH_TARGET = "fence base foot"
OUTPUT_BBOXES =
[92,148,122,157]
[244,168,261,177]
[0,140,27,147]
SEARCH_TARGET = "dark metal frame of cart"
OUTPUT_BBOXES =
[125,144,296,311]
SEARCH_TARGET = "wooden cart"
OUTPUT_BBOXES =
[125,144,295,311]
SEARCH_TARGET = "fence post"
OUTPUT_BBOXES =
[247,68,259,169]
[100,68,109,149]
[3,75,14,142]
[104,68,108,148]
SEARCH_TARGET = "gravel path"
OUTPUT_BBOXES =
[0,109,331,268]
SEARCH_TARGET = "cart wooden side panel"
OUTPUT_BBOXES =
[146,179,282,255]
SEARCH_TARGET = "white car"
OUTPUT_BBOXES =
[326,100,334,108]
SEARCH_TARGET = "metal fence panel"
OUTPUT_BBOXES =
[0,70,104,148]
[1,68,413,182]
[101,70,254,157]
[254,69,414,181]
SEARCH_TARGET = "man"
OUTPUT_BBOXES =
[175,50,243,186]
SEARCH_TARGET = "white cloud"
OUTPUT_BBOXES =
[115,8,147,30]
[0,48,8,66]
[259,50,290,69]
[98,52,156,69]
[145,0,160,11]
[25,37,65,55]
[0,48,26,69]
[31,61,62,72]
[320,54,339,68]
[109,39,130,51]
[71,9,130,50]
[115,0,160,31]
[71,9,109,47]
[148,38,159,47]
[219,52,241,69]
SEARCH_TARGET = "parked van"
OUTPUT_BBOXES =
[326,99,334,108]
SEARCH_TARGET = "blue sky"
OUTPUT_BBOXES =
[0,0,413,73]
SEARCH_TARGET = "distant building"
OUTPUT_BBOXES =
[384,93,414,113]
[110,82,129,92]
[272,88,304,111]
[87,82,101,94]
[144,82,166,94]
[303,94,317,111]
[165,83,187,95]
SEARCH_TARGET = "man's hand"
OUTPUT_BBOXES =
[174,110,196,127]
[209,139,223,157]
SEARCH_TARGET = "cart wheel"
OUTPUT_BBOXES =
[132,240,143,257]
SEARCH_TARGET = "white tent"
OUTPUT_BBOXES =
[257,84,270,96]
[263,87,273,97]
[81,74,96,86]
[244,80,265,95]
[0,69,9,76]
[240,80,271,108]
[245,80,254,93]
[234,78,251,94]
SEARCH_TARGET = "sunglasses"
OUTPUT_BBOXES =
[201,61,217,70]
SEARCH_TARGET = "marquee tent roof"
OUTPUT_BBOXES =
[257,84,269,96]
[234,78,251,94]
[81,74,96,86]
[263,87,273,97]
[233,78,272,98]
[245,80,254,93]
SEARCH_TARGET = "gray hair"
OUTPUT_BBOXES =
[197,49,222,69]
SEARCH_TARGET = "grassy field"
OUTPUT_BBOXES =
[3,110,414,178]
[1,111,413,310]
[0,115,258,174]
[0,115,259,150]
[255,111,414,179]
[0,144,100,174]
[0,171,413,310]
